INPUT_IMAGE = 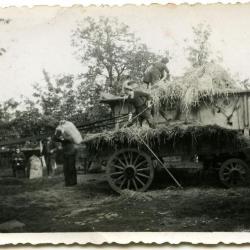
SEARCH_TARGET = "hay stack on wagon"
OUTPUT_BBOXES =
[84,63,246,153]
[84,122,246,154]
[150,62,240,112]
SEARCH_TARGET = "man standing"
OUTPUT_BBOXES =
[124,85,156,128]
[143,57,170,88]
[12,148,26,178]
[42,137,57,176]
[54,120,82,186]
[143,57,171,122]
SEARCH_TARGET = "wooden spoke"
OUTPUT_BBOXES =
[114,175,125,183]
[135,160,147,169]
[129,152,133,164]
[123,153,129,165]
[132,178,138,191]
[111,164,124,171]
[137,167,150,172]
[116,158,127,168]
[137,173,150,179]
[135,176,146,187]
[133,154,141,165]
[119,178,126,188]
[109,171,123,177]
[127,179,131,189]
[223,167,230,172]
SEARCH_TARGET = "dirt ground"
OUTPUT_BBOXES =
[1,172,250,232]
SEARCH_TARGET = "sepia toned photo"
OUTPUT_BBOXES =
[1,3,250,244]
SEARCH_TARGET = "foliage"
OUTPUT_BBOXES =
[0,98,19,123]
[0,70,82,139]
[70,16,164,129]
[126,43,161,81]
[32,70,81,121]
[72,16,160,95]
[2,19,234,142]
[185,23,212,68]
[0,99,20,140]
[0,98,58,141]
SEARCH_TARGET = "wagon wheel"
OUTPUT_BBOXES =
[106,148,154,193]
[219,158,249,187]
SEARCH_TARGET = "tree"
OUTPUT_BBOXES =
[126,44,161,81]
[72,16,159,95]
[0,97,57,140]
[185,23,212,67]
[76,71,109,122]
[1,17,165,139]
[32,69,81,121]
[72,16,163,124]
[0,98,19,123]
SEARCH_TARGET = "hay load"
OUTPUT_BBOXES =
[88,63,246,154]
[150,62,240,112]
[84,122,246,154]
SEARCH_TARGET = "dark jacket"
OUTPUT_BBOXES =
[12,152,26,168]
[42,140,57,157]
[143,62,170,83]
[61,140,77,156]
[127,90,151,112]
[53,134,76,156]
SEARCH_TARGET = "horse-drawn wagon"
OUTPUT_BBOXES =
[83,86,250,193]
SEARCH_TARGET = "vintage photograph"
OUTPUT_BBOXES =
[1,4,250,237]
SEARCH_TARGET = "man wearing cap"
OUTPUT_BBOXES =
[124,85,156,128]
[143,57,170,88]
[122,76,139,92]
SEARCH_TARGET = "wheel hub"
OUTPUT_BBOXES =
[124,165,136,179]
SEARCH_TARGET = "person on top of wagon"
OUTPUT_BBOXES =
[121,75,139,94]
[123,84,156,129]
[143,57,170,89]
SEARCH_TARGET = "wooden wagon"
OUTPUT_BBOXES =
[84,89,250,193]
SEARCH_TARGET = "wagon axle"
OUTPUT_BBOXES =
[124,165,136,179]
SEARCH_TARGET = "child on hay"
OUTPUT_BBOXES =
[123,84,156,129]
[143,57,170,89]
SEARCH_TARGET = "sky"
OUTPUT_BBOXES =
[1,4,250,101]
